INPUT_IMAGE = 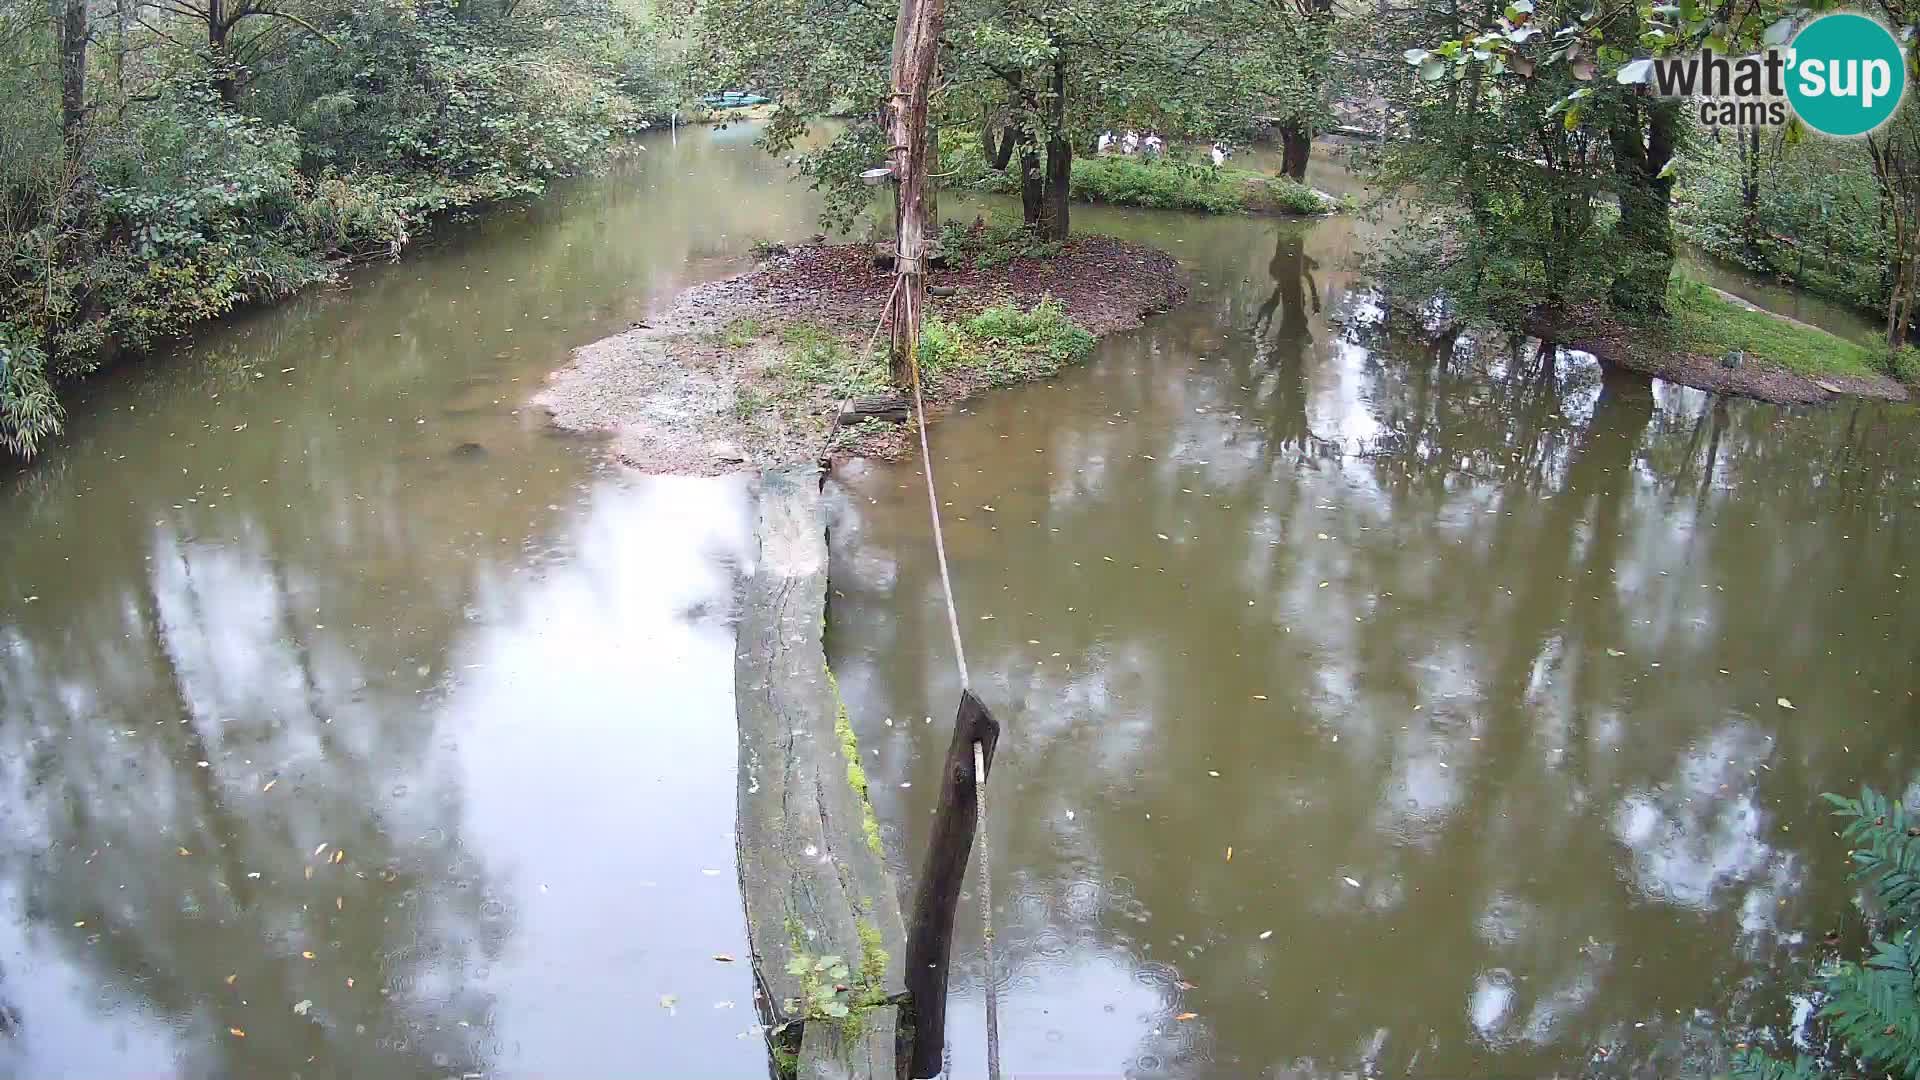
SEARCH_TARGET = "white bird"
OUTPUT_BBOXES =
[1210,143,1227,166]
[1097,130,1112,153]
[1122,130,1139,154]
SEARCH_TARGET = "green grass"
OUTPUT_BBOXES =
[772,321,890,399]
[919,300,1096,386]
[1666,275,1887,380]
[1070,155,1331,215]
[715,315,765,349]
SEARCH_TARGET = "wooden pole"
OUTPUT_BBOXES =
[902,689,998,1079]
[886,0,945,387]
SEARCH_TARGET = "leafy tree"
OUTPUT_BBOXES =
[0,0,666,459]
[688,0,1333,240]
[1735,787,1920,1080]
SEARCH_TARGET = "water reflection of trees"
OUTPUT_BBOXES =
[0,493,525,1075]
[827,222,1920,1076]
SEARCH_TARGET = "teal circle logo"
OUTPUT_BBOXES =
[1787,13,1907,137]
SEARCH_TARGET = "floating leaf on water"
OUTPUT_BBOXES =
[1175,980,1196,990]
[1225,846,1232,861]
[73,920,86,928]
[660,994,678,1015]
[332,849,344,864]
[261,780,277,792]
[293,1000,313,1016]
[713,954,736,963]
[1259,930,1273,940]
[302,951,316,960]
[314,844,329,858]
[1606,648,1625,657]
[304,867,314,880]
[1207,770,1220,777]
[229,1028,246,1039]
[1175,1012,1198,1021]
[178,847,192,857]
[1777,697,1796,710]
[336,897,343,911]
[225,974,237,986]
[1343,876,1362,888]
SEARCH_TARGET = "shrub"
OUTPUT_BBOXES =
[919,300,1094,385]
[935,217,1062,269]
[1734,787,1920,1080]
[1894,344,1920,384]
[0,326,61,458]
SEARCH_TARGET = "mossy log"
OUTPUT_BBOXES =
[735,467,908,1080]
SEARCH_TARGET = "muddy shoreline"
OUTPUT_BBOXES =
[1530,301,1909,406]
[536,236,1190,474]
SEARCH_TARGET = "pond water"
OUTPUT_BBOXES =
[0,122,1916,1080]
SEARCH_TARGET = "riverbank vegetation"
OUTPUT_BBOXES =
[0,0,678,457]
[940,137,1334,217]
[688,0,1344,240]
[1365,0,1920,393]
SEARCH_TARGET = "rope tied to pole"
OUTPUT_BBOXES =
[880,234,1000,1080]
[904,258,971,692]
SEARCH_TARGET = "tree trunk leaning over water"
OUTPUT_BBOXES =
[885,0,945,387]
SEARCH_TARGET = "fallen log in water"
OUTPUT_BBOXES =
[735,467,908,1080]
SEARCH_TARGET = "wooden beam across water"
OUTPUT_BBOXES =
[734,467,908,1080]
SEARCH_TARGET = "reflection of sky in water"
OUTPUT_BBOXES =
[1613,724,1780,910]
[829,206,1920,1076]
[0,882,184,1075]
[453,475,760,1076]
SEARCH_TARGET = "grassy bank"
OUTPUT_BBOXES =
[1666,276,1894,381]
[1534,272,1911,403]
[939,135,1333,216]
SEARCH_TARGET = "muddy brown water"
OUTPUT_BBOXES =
[1,122,1917,1079]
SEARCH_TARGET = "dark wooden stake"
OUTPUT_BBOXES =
[885,0,945,388]
[902,689,999,1079]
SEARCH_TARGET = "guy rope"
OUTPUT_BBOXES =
[878,0,1001,1071]
[869,245,1003,1080]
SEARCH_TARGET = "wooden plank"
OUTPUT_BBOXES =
[902,689,999,1079]
[735,467,907,1080]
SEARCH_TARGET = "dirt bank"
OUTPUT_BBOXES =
[536,236,1189,474]
[1531,300,1908,405]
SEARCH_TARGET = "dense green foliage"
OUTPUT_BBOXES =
[0,0,676,458]
[1676,133,1891,315]
[687,0,1343,240]
[1735,788,1920,1080]
[1373,0,1919,359]
[940,136,1331,217]
[1675,118,1916,343]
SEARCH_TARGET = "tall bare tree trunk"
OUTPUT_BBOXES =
[885,0,946,387]
[59,0,85,157]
